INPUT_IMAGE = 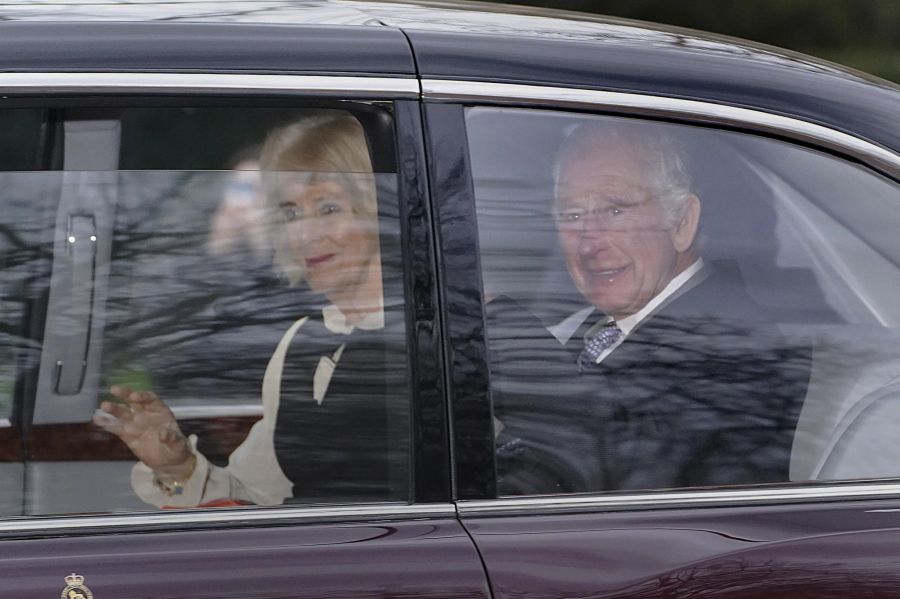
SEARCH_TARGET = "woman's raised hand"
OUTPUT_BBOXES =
[93,385,195,480]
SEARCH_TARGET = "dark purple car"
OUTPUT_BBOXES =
[2,2,900,597]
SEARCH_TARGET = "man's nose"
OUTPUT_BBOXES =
[576,222,612,256]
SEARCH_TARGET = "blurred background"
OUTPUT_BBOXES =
[480,0,900,84]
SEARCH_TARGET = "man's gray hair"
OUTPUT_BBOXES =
[553,120,693,225]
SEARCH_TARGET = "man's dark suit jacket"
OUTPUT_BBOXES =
[489,262,812,495]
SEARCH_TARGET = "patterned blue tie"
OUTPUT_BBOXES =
[578,322,622,370]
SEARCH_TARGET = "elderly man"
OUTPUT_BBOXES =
[492,122,810,494]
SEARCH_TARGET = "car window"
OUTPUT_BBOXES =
[465,106,900,496]
[0,104,410,515]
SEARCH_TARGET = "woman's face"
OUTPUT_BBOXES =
[279,176,380,302]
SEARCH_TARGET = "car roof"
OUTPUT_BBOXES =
[1,0,899,155]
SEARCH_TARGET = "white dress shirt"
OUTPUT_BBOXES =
[131,305,384,508]
[553,259,705,365]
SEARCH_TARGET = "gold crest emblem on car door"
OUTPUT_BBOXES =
[60,573,93,599]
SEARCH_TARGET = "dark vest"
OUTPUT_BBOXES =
[273,308,408,503]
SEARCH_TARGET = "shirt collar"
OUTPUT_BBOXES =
[592,258,705,337]
[322,303,385,334]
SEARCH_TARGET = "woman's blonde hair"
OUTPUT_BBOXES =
[260,113,377,284]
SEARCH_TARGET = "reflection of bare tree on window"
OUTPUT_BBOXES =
[0,184,56,416]
[100,170,297,405]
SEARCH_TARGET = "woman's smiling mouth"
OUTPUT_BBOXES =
[306,253,337,268]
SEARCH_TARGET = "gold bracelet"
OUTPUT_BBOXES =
[152,455,197,497]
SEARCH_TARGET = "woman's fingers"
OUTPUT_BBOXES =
[127,389,156,405]
[98,385,188,472]
[108,385,133,401]
[97,387,175,448]
[92,411,124,435]
[126,389,169,414]
[107,386,169,415]
[99,400,134,422]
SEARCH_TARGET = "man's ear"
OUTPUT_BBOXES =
[672,194,701,252]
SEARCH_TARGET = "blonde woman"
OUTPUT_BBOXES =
[95,113,405,507]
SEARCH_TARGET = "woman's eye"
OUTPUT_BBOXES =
[281,205,300,222]
[609,207,623,216]
[319,201,342,216]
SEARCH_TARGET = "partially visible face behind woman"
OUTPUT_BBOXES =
[278,173,380,304]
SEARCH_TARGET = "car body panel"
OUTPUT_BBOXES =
[0,516,490,599]
[462,499,900,598]
[0,22,416,76]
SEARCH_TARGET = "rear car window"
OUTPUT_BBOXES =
[0,104,411,515]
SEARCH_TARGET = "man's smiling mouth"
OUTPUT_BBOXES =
[589,265,628,280]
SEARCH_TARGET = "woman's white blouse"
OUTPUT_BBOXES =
[130,305,384,508]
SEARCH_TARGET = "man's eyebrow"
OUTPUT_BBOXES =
[569,191,641,205]
[606,194,642,206]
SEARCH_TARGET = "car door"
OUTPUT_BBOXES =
[424,86,900,598]
[0,25,489,598]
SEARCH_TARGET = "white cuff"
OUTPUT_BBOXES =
[130,434,210,508]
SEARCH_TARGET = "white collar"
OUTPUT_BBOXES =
[550,259,705,346]
[322,303,384,334]
[575,259,704,365]
[611,258,705,336]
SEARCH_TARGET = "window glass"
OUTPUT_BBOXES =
[0,105,410,515]
[465,106,900,496]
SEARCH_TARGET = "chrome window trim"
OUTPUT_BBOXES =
[458,482,900,517]
[423,79,900,180]
[0,503,456,534]
[0,73,420,97]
